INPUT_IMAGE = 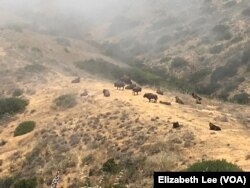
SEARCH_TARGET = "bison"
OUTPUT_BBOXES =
[103,89,110,97]
[173,122,181,129]
[209,122,221,131]
[125,84,136,90]
[156,88,164,95]
[133,86,142,95]
[160,101,171,105]
[114,81,125,90]
[192,92,202,101]
[144,93,158,102]
[175,96,184,104]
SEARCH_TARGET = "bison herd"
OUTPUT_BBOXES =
[72,76,221,132]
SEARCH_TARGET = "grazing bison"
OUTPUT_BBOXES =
[175,96,184,104]
[173,122,181,129]
[196,99,201,104]
[125,84,136,90]
[121,75,132,85]
[103,89,110,97]
[71,77,80,83]
[114,81,125,90]
[133,86,142,95]
[209,122,221,131]
[160,101,171,105]
[192,92,202,101]
[156,88,164,95]
[144,93,158,102]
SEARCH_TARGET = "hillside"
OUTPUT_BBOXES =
[0,0,250,188]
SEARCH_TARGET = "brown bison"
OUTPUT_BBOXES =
[121,75,132,85]
[125,84,136,90]
[144,93,158,102]
[175,96,184,104]
[156,88,164,95]
[173,122,181,129]
[71,77,80,83]
[209,122,221,131]
[114,81,125,90]
[103,89,110,97]
[160,101,171,105]
[196,99,201,104]
[192,92,202,101]
[133,86,142,95]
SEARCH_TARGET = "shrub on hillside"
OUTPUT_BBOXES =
[0,177,14,188]
[232,93,250,105]
[14,121,36,137]
[12,89,24,97]
[186,159,242,172]
[102,158,120,174]
[14,177,37,188]
[171,57,188,69]
[212,24,232,41]
[53,94,77,109]
[0,98,29,119]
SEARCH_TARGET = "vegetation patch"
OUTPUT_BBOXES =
[231,93,250,105]
[14,177,37,188]
[186,159,242,172]
[171,57,188,69]
[53,94,77,109]
[14,121,36,137]
[212,24,232,41]
[0,98,28,119]
[102,158,120,174]
[12,89,24,97]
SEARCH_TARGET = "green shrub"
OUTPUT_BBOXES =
[171,57,188,69]
[0,98,29,119]
[212,24,232,41]
[232,93,250,105]
[53,94,77,109]
[14,121,36,137]
[186,159,242,172]
[102,158,120,174]
[211,61,238,83]
[0,177,14,188]
[12,89,24,97]
[14,177,37,188]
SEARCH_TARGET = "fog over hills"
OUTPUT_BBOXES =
[0,0,250,187]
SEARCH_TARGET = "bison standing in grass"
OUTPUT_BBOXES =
[114,81,125,90]
[133,86,142,95]
[156,88,164,95]
[103,89,110,97]
[144,93,158,102]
